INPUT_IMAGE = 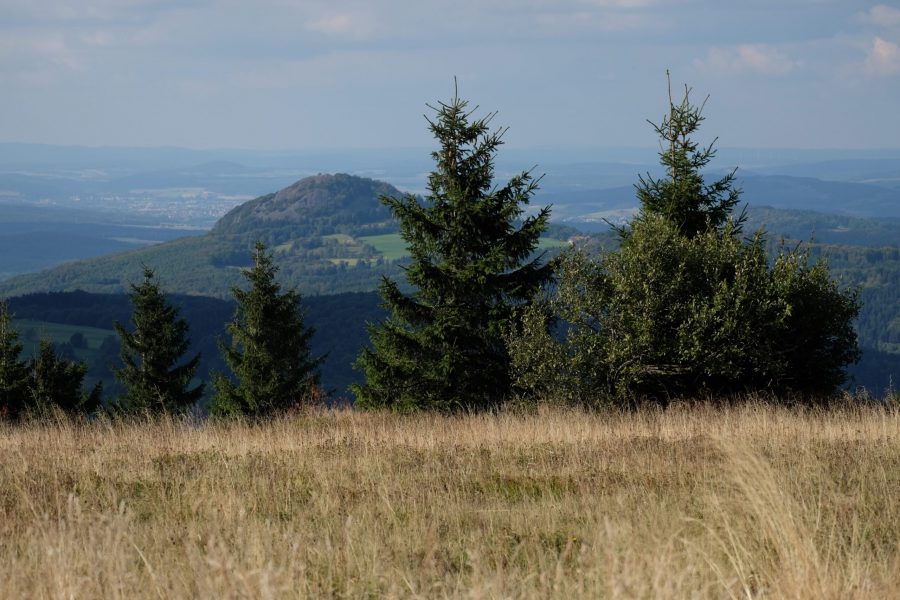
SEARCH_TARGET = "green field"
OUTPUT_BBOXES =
[536,237,568,250]
[358,233,409,260]
[325,258,376,267]
[360,233,568,261]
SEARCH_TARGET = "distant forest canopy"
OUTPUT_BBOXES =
[7,290,384,400]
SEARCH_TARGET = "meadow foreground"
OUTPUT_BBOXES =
[1,403,898,598]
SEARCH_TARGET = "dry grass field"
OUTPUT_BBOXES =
[1,402,898,599]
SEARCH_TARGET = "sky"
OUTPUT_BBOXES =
[1,0,899,151]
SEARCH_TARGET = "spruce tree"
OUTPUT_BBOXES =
[27,339,102,417]
[114,267,204,414]
[0,301,29,420]
[211,242,321,417]
[353,88,552,411]
[634,74,741,238]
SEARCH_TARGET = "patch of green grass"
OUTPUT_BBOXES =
[358,233,409,261]
[536,237,568,250]
[322,234,356,244]
[325,258,374,267]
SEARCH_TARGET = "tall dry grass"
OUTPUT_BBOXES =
[0,403,898,598]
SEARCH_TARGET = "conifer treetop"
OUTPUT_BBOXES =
[635,72,742,239]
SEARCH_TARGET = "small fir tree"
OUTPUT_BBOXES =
[353,88,552,411]
[114,268,204,414]
[0,301,29,420]
[27,339,102,417]
[634,73,742,239]
[211,242,321,417]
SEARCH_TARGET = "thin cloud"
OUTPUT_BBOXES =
[694,44,801,76]
[1,0,205,23]
[864,36,900,75]
[859,5,900,29]
[3,0,900,149]
[305,11,375,38]
[0,32,83,85]
[535,9,659,32]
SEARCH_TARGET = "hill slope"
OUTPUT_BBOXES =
[0,174,407,298]
[212,173,400,238]
[0,172,576,298]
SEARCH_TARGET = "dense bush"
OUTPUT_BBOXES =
[1,301,101,419]
[27,339,102,417]
[511,222,860,404]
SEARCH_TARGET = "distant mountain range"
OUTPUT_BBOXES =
[746,159,900,187]
[544,174,900,225]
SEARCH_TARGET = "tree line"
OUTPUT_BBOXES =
[0,80,864,420]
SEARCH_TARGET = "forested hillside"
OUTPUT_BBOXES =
[0,174,408,298]
[0,173,575,298]
[743,207,900,247]
[7,290,384,400]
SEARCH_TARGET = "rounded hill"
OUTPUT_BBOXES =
[212,173,403,240]
[0,173,410,298]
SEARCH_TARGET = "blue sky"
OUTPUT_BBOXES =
[1,0,899,150]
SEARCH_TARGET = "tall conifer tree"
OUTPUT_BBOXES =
[0,301,28,420]
[211,242,321,417]
[353,88,552,411]
[114,268,203,414]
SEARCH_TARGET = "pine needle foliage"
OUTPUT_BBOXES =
[114,267,203,415]
[634,75,742,239]
[27,339,101,417]
[211,242,321,417]
[353,88,552,411]
[0,301,29,420]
